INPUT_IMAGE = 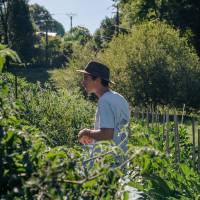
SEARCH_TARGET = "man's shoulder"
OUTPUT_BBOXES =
[99,91,129,106]
[100,91,119,101]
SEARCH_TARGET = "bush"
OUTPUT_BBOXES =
[50,41,97,92]
[98,21,200,110]
[0,77,122,199]
[22,83,95,147]
[1,73,95,147]
[1,73,200,199]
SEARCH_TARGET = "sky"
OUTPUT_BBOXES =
[29,0,114,34]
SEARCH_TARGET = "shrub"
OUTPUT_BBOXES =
[1,73,200,199]
[50,41,97,92]
[98,21,200,110]
[21,82,95,147]
[1,73,95,147]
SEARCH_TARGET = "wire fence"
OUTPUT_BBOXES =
[132,107,200,173]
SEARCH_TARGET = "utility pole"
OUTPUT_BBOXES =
[45,20,49,66]
[111,0,120,36]
[116,4,119,36]
[66,13,76,33]
[0,1,9,45]
[41,12,52,66]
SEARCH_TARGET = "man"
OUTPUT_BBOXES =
[77,61,130,165]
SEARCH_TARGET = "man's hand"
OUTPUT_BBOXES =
[78,129,93,145]
[79,135,93,145]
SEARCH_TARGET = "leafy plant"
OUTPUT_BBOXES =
[0,44,21,72]
[98,21,200,110]
[1,73,200,199]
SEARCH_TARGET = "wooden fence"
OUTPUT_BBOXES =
[132,107,200,173]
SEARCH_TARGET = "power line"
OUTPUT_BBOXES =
[94,34,113,40]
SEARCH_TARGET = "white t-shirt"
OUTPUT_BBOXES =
[94,90,130,152]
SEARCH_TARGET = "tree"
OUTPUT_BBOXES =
[8,0,36,63]
[118,0,200,54]
[52,21,65,36]
[98,21,200,109]
[47,36,70,67]
[93,17,116,50]
[63,26,92,46]
[29,4,65,36]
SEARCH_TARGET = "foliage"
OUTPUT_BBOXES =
[98,21,200,109]
[47,36,68,67]
[118,0,200,54]
[93,17,116,50]
[22,85,95,147]
[0,0,10,44]
[0,73,123,199]
[128,149,200,199]
[51,21,200,111]
[32,34,70,67]
[50,41,97,92]
[128,120,200,199]
[1,1,200,197]
[29,3,65,36]
[0,75,43,198]
[29,3,69,67]
[1,73,200,199]
[0,44,21,72]
[2,73,95,147]
[45,35,69,67]
[1,1,66,66]
[52,20,65,37]
[8,0,36,63]
[63,26,92,46]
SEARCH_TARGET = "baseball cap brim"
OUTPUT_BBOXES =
[76,69,91,74]
[76,69,115,84]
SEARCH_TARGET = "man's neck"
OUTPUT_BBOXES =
[95,87,110,98]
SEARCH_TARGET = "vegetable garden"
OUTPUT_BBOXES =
[1,73,200,199]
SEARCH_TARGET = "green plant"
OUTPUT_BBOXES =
[0,44,21,72]
[98,21,200,110]
[1,72,200,199]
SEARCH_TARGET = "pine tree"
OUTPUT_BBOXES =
[8,0,36,63]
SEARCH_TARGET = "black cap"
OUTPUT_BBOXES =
[76,61,115,84]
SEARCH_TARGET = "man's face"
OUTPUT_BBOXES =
[82,74,95,94]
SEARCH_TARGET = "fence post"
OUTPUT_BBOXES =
[134,106,139,121]
[151,107,154,130]
[15,75,18,99]
[137,107,140,120]
[198,129,200,174]
[174,114,180,163]
[134,107,136,120]
[156,111,159,136]
[142,109,144,122]
[192,120,196,170]
[162,112,166,142]
[146,110,149,133]
[181,104,185,125]
[166,112,170,156]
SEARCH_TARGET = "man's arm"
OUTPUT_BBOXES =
[78,128,114,144]
[90,128,114,141]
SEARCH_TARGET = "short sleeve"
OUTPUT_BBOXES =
[98,99,115,129]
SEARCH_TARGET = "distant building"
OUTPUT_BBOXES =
[36,32,57,37]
